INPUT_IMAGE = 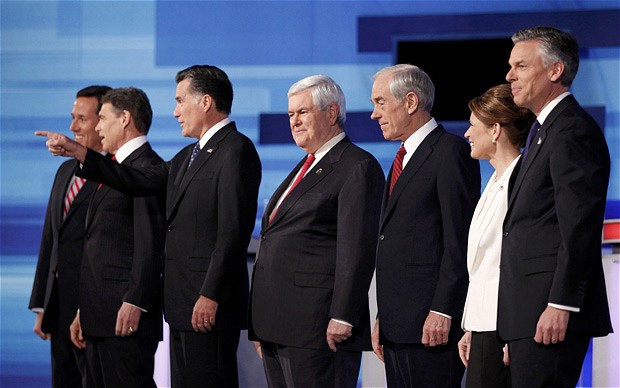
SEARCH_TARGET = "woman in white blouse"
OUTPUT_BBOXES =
[458,84,534,387]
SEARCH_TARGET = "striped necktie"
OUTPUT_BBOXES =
[389,144,407,196]
[64,176,86,218]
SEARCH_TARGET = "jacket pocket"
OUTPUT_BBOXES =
[294,271,334,289]
[188,257,210,272]
[521,254,556,276]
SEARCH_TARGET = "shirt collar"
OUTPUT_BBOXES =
[115,135,147,163]
[312,132,346,164]
[537,92,571,126]
[198,117,231,149]
[403,117,437,155]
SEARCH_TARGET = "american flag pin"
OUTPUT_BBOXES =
[316,168,323,174]
[206,148,213,153]
[537,138,542,145]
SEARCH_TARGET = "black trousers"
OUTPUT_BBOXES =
[260,341,362,388]
[85,336,158,388]
[49,328,89,388]
[465,331,510,388]
[508,335,590,388]
[383,339,464,387]
[169,328,240,388]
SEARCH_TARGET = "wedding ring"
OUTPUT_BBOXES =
[128,326,134,334]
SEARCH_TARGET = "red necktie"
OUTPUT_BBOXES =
[389,145,407,196]
[269,154,316,224]
[64,176,86,218]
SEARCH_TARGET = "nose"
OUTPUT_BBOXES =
[290,113,301,127]
[464,127,472,139]
[370,106,379,120]
[506,67,515,83]
[69,118,78,132]
[173,106,180,118]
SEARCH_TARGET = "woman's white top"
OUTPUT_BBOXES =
[461,155,521,332]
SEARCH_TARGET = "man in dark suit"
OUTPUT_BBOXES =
[249,75,384,387]
[29,85,111,388]
[370,64,480,387]
[66,87,165,387]
[39,65,262,387]
[499,26,612,387]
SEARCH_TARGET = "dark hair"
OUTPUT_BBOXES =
[512,26,579,87]
[468,84,535,147]
[176,65,233,114]
[76,85,112,112]
[100,87,153,135]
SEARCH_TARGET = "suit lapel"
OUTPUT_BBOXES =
[382,126,443,226]
[265,138,350,229]
[168,124,234,219]
[507,96,575,211]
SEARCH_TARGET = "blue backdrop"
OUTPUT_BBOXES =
[1,1,618,386]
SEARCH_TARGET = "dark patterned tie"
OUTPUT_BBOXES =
[389,145,407,196]
[188,142,201,167]
[523,120,541,158]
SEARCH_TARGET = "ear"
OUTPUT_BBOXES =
[201,94,213,113]
[549,61,565,83]
[405,92,419,115]
[492,122,502,142]
[120,110,131,129]
[327,104,339,126]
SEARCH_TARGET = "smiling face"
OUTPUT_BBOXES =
[464,112,495,161]
[506,40,559,115]
[370,74,414,142]
[95,103,126,154]
[288,89,338,154]
[70,96,103,152]
[173,78,205,139]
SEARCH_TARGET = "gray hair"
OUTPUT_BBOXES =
[288,75,346,128]
[373,64,435,112]
[512,26,579,87]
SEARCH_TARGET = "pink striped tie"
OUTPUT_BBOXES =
[269,154,316,224]
[64,176,86,218]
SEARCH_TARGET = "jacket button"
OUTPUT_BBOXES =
[261,235,266,240]
[379,235,385,241]
[503,232,508,237]
[167,225,173,232]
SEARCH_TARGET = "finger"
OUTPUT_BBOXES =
[421,332,430,346]
[373,346,385,362]
[327,337,337,352]
[35,131,52,138]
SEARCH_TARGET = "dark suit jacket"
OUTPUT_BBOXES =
[249,137,385,351]
[375,125,480,344]
[498,95,612,341]
[79,123,261,332]
[78,143,165,339]
[29,160,97,335]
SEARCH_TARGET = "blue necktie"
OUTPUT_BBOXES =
[523,120,541,158]
[188,142,201,167]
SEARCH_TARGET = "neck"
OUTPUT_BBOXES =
[489,145,521,179]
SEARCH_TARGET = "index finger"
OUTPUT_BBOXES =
[34,130,54,138]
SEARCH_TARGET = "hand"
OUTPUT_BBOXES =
[372,319,384,362]
[35,131,87,163]
[534,306,569,345]
[253,341,263,359]
[69,311,86,349]
[458,331,471,367]
[33,312,50,340]
[192,295,218,333]
[421,311,451,347]
[326,319,353,352]
[115,302,142,337]
[503,343,510,365]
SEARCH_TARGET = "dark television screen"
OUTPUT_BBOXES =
[397,38,513,121]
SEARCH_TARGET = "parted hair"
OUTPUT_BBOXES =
[101,87,153,135]
[468,84,535,148]
[176,65,233,115]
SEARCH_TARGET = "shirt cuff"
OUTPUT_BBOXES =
[430,310,452,320]
[331,318,353,327]
[548,303,580,313]
[31,308,44,313]
[124,302,148,313]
